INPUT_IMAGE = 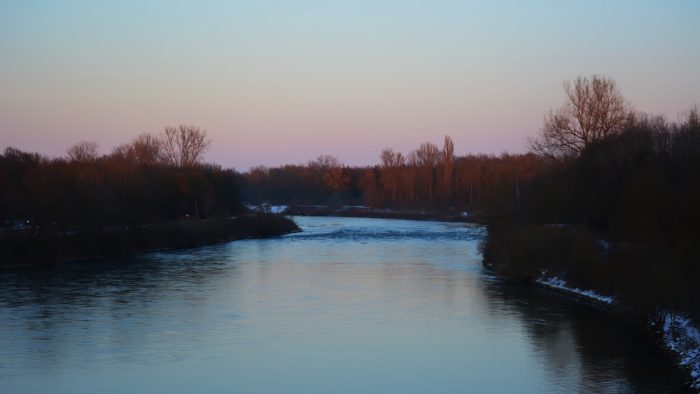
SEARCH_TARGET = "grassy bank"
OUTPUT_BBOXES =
[0,214,300,267]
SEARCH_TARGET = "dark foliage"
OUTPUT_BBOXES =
[0,215,300,266]
[0,138,302,266]
[0,148,244,230]
[482,110,700,317]
[242,148,547,213]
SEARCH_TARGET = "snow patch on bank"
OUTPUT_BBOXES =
[662,314,700,390]
[535,275,615,305]
[537,273,700,391]
[245,204,288,214]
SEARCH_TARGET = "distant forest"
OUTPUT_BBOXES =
[0,125,243,232]
[242,139,545,211]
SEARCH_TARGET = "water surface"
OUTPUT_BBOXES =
[0,217,687,393]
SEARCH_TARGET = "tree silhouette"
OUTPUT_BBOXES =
[441,136,455,205]
[380,148,405,205]
[308,154,341,171]
[530,75,629,158]
[67,141,99,163]
[161,125,210,167]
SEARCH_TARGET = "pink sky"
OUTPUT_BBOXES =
[1,1,698,170]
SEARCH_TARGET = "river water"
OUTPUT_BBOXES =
[0,217,688,393]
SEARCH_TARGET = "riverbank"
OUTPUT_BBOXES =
[481,221,700,391]
[534,274,700,392]
[0,214,300,268]
[247,204,486,223]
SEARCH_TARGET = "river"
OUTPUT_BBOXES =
[0,216,688,393]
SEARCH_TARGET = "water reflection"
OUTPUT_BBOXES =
[480,280,687,393]
[0,217,688,393]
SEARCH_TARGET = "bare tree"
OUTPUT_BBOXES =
[413,142,441,167]
[323,166,350,192]
[441,136,455,205]
[307,154,348,198]
[131,133,162,164]
[161,125,210,167]
[412,142,441,203]
[685,105,699,129]
[379,148,405,204]
[380,148,405,168]
[112,133,163,165]
[308,154,341,171]
[530,75,630,158]
[67,141,99,162]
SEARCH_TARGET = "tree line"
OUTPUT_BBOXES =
[243,73,700,319]
[242,138,547,212]
[482,75,700,320]
[0,125,243,234]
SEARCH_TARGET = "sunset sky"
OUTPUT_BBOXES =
[1,0,698,170]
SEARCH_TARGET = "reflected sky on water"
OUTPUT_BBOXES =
[0,217,688,393]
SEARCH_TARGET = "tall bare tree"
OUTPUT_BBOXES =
[441,136,455,205]
[161,125,210,167]
[411,142,441,203]
[530,75,630,158]
[380,148,405,204]
[380,148,405,168]
[414,142,441,167]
